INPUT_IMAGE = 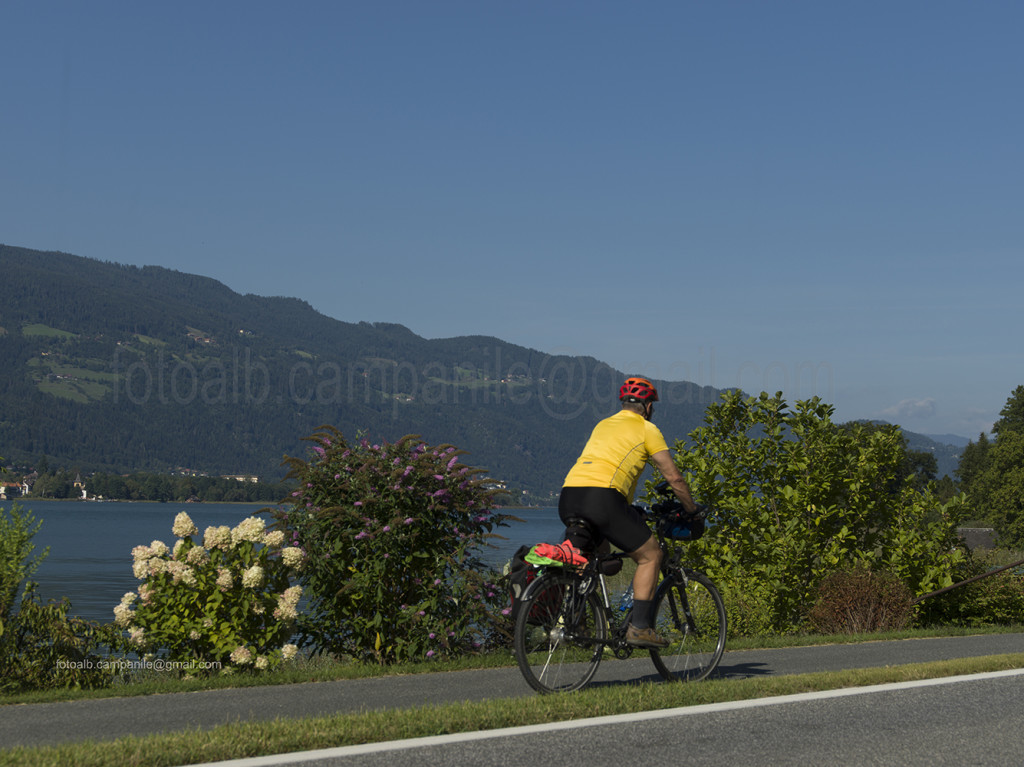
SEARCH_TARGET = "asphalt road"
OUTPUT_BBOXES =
[287,669,1024,767]
[1,632,1022,756]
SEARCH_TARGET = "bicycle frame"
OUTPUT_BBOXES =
[513,495,727,693]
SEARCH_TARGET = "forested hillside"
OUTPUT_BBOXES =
[0,245,724,497]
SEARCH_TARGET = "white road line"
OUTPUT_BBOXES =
[187,668,1024,767]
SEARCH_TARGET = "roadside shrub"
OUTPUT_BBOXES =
[117,511,304,673]
[2,588,125,692]
[716,578,781,639]
[273,428,511,664]
[915,550,1024,628]
[1,503,123,692]
[806,567,913,634]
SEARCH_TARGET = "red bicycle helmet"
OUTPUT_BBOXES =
[619,376,659,402]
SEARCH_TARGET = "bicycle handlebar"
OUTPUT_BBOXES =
[650,480,708,522]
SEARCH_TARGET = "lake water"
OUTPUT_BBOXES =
[1,500,564,624]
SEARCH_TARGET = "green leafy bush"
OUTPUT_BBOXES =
[2,587,126,692]
[806,567,913,634]
[671,391,967,636]
[117,512,304,673]
[273,428,511,664]
[1,503,123,692]
[915,550,1024,627]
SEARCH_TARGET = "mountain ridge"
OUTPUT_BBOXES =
[0,244,965,494]
[0,245,723,497]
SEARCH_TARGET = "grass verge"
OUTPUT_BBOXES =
[3,652,1024,767]
[2,624,1022,707]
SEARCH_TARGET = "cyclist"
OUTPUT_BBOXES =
[559,376,698,648]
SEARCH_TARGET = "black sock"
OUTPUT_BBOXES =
[631,599,653,629]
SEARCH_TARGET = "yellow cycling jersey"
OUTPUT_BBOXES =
[562,409,670,501]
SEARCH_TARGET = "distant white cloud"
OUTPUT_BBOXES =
[880,398,938,420]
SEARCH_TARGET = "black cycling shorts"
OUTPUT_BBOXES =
[558,486,652,554]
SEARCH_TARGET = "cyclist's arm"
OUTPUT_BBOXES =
[649,450,698,513]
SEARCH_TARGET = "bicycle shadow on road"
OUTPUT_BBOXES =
[713,660,773,679]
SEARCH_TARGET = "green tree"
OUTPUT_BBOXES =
[956,432,991,490]
[665,391,966,636]
[993,385,1024,435]
[957,387,1024,547]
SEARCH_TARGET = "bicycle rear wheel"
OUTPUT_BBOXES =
[513,569,607,693]
[650,569,726,682]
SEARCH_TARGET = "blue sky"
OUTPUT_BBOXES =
[3,1,1022,440]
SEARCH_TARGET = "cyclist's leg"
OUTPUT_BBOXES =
[629,534,662,601]
[627,533,662,631]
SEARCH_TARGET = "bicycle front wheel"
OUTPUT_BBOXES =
[650,569,726,682]
[513,569,607,693]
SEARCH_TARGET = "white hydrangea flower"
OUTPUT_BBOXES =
[241,565,264,588]
[273,585,302,621]
[113,603,134,627]
[281,547,305,570]
[172,511,198,538]
[172,540,185,560]
[216,568,234,591]
[149,540,169,558]
[254,655,269,670]
[132,546,155,579]
[180,565,197,588]
[281,644,299,661]
[166,560,187,583]
[186,546,209,566]
[232,517,266,546]
[230,645,253,665]
[263,529,286,548]
[129,627,146,646]
[204,525,233,550]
